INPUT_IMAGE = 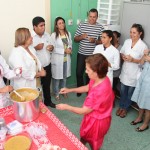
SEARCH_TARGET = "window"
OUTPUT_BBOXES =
[97,0,121,25]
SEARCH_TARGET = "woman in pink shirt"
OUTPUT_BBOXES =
[56,54,114,150]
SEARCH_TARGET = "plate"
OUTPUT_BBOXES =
[4,132,31,150]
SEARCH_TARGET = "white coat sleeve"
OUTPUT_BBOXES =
[0,55,16,79]
[110,50,120,71]
[8,49,36,80]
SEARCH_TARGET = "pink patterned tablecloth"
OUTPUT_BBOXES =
[0,102,88,150]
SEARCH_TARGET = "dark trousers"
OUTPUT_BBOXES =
[41,63,52,105]
[76,53,90,88]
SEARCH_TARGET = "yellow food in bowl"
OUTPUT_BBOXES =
[4,135,31,150]
[10,88,39,102]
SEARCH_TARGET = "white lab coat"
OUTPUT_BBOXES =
[93,44,120,85]
[50,32,72,79]
[120,38,147,87]
[0,55,17,108]
[8,46,42,89]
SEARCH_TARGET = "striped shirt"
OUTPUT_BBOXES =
[74,22,104,55]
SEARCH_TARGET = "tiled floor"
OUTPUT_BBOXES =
[50,93,150,150]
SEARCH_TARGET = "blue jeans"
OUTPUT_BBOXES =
[119,83,135,110]
[52,62,67,96]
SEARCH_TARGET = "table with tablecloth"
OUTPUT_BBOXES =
[0,102,88,150]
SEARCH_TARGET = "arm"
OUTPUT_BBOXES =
[35,68,46,78]
[74,33,88,42]
[0,55,17,79]
[65,32,72,54]
[56,104,92,115]
[9,48,36,80]
[34,43,44,51]
[110,51,120,70]
[140,49,150,64]
[125,55,142,64]
[0,85,13,93]
[60,84,89,94]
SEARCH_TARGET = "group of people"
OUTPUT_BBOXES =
[0,7,150,150]
[57,8,150,150]
[0,16,73,108]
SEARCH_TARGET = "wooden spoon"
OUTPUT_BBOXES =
[13,90,26,101]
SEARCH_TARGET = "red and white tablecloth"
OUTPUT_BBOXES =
[0,102,88,150]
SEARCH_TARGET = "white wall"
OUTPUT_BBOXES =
[0,0,50,61]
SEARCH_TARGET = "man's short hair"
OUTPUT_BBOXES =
[32,16,45,26]
[89,8,98,17]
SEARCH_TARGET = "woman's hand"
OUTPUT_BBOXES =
[144,55,150,62]
[0,85,13,93]
[36,68,46,77]
[59,88,70,94]
[56,104,69,110]
[125,55,133,62]
[39,68,46,77]
[144,49,150,55]
[65,48,72,54]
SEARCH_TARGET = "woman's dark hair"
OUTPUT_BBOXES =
[102,30,114,46]
[85,54,108,78]
[54,17,68,38]
[131,23,144,40]
[113,31,121,38]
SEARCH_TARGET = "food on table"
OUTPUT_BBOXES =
[4,135,31,150]
[10,88,38,102]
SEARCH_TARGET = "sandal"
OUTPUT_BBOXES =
[120,109,127,118]
[116,108,123,116]
[136,126,149,132]
[130,120,143,125]
[55,95,60,101]
[62,94,68,99]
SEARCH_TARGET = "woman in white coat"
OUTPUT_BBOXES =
[93,30,120,85]
[116,24,147,118]
[0,55,21,108]
[51,17,72,100]
[9,28,46,90]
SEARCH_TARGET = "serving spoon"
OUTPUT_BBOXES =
[13,90,25,101]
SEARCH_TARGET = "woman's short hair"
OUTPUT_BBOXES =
[15,28,31,47]
[85,54,108,78]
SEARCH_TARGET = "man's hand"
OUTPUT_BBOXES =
[46,45,54,52]
[34,43,44,50]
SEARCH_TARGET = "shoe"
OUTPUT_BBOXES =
[116,108,123,116]
[130,120,143,125]
[77,93,82,97]
[120,109,127,118]
[44,102,56,108]
[63,94,68,99]
[136,126,149,132]
[49,102,56,108]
